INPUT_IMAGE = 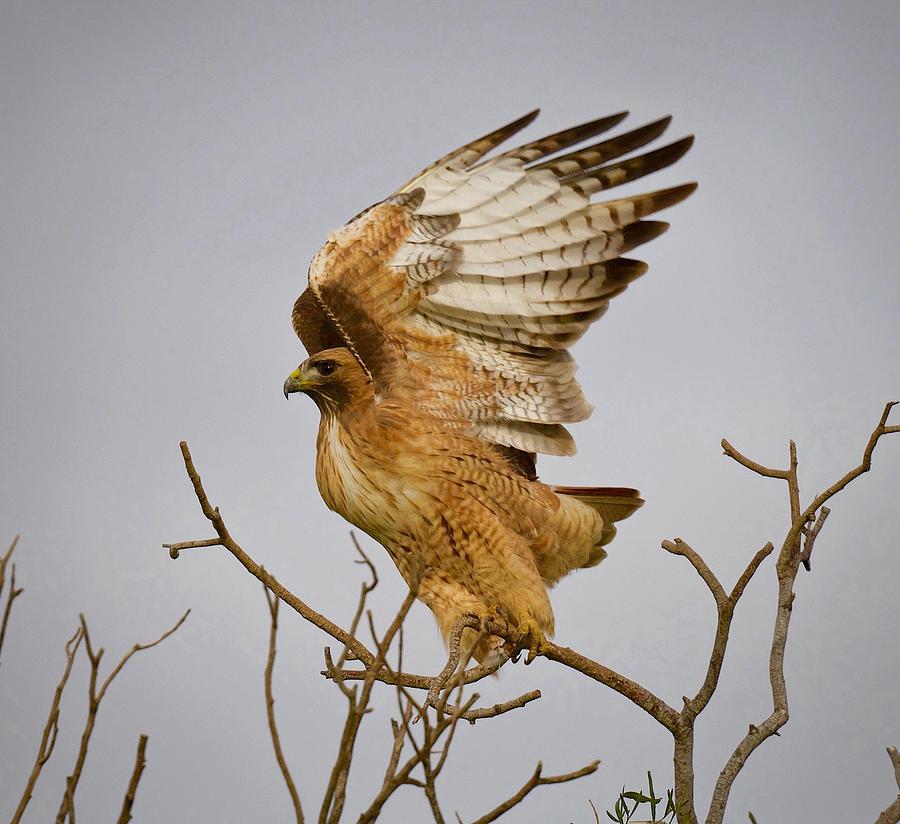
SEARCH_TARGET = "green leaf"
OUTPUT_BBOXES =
[665,789,676,816]
[648,771,659,819]
[623,791,651,803]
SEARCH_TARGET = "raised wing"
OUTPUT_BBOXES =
[293,111,695,456]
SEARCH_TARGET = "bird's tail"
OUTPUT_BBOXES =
[551,486,644,567]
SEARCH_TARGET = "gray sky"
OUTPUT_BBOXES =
[1,1,898,822]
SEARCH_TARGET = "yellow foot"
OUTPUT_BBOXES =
[514,618,547,666]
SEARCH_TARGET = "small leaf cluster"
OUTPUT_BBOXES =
[603,771,677,823]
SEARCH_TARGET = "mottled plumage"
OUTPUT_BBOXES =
[285,111,694,660]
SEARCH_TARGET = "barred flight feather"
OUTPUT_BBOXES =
[295,109,695,457]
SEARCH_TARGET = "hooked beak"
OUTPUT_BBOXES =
[283,368,311,399]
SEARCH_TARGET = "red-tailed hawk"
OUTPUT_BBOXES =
[284,110,694,661]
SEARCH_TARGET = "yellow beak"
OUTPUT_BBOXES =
[283,368,311,399]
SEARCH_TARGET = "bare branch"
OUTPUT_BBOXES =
[336,536,379,672]
[165,441,376,667]
[662,538,727,606]
[55,610,189,824]
[424,776,447,824]
[468,759,600,824]
[0,563,24,667]
[381,701,413,790]
[802,401,899,521]
[321,587,418,824]
[890,746,900,791]
[721,439,790,479]
[444,689,542,725]
[799,506,830,571]
[0,534,24,668]
[95,609,190,704]
[682,541,774,720]
[11,626,83,824]
[357,692,480,824]
[874,746,900,824]
[164,538,223,557]
[730,543,774,604]
[115,734,148,824]
[539,641,679,733]
[324,655,506,691]
[706,402,898,824]
[262,585,304,823]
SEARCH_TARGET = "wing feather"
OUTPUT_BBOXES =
[294,111,695,458]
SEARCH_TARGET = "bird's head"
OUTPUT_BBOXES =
[283,347,372,413]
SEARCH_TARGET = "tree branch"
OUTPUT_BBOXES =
[539,641,680,733]
[468,759,600,824]
[164,441,375,667]
[10,625,83,824]
[115,734,148,824]
[874,746,900,824]
[799,507,829,572]
[54,610,189,824]
[263,584,304,823]
[706,402,898,824]
[320,587,418,824]
[0,534,24,668]
[444,689,542,725]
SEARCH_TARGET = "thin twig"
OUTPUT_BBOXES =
[800,506,830,571]
[381,700,413,790]
[0,535,24,667]
[11,626,83,824]
[337,536,378,671]
[54,610,189,824]
[115,734,148,824]
[445,689,542,725]
[263,583,304,823]
[662,538,727,606]
[468,759,600,824]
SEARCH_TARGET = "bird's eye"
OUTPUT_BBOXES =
[316,361,337,376]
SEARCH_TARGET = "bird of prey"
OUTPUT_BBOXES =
[284,110,695,662]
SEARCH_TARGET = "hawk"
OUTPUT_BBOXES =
[284,110,695,662]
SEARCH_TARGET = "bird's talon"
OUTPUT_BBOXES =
[513,620,546,666]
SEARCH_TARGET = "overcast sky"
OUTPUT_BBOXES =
[1,2,898,822]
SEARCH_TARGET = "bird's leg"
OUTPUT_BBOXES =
[480,605,509,636]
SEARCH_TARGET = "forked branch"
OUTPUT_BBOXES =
[705,401,899,824]
[55,610,189,824]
